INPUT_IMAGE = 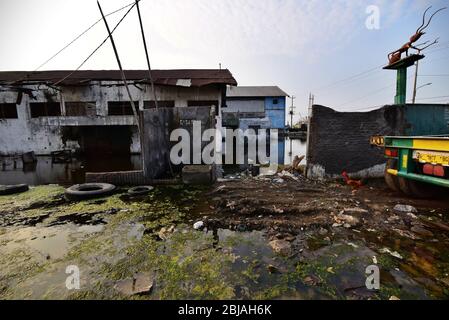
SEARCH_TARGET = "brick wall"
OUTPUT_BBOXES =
[307,104,449,178]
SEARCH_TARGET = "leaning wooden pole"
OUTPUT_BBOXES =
[135,0,159,109]
[97,0,141,134]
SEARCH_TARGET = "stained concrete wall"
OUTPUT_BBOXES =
[307,104,449,179]
[0,82,223,156]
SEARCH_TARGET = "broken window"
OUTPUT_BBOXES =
[65,102,96,116]
[30,102,61,118]
[143,100,175,109]
[0,103,18,119]
[108,101,139,116]
[187,100,219,107]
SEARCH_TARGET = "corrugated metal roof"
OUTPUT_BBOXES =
[0,69,237,87]
[227,86,289,98]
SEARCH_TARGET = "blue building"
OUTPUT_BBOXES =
[222,86,289,166]
[224,86,288,130]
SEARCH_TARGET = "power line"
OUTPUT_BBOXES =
[32,1,136,73]
[315,63,386,92]
[414,95,449,100]
[420,74,449,77]
[336,74,415,108]
[53,2,137,86]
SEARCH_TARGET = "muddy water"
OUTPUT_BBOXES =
[0,155,142,186]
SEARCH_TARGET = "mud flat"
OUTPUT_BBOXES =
[0,176,448,300]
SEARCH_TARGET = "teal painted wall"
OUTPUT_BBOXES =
[404,104,449,136]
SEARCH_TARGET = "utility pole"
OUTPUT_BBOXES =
[97,0,140,134]
[135,0,158,109]
[289,95,295,128]
[412,59,420,104]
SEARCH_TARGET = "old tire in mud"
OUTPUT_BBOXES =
[385,159,401,192]
[65,183,116,201]
[0,184,29,196]
[128,186,154,197]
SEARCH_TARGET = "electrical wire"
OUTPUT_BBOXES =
[52,2,137,86]
[33,1,136,72]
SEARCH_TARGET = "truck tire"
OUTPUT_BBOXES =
[0,184,29,196]
[408,179,445,199]
[385,159,400,192]
[65,183,116,201]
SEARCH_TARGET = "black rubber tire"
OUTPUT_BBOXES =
[0,184,29,196]
[128,186,154,196]
[65,183,116,201]
[408,179,446,199]
[385,159,401,192]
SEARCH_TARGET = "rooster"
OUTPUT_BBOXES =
[341,171,364,189]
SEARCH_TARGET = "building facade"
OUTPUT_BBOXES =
[0,69,236,157]
[223,86,288,130]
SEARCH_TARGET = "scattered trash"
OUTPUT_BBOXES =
[193,221,204,230]
[335,213,360,227]
[380,248,403,260]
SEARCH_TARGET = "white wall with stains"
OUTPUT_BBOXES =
[0,82,222,156]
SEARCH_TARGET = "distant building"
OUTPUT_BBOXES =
[0,69,237,157]
[222,86,289,167]
[223,86,289,130]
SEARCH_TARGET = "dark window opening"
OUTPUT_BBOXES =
[249,125,261,134]
[66,102,96,116]
[30,102,61,118]
[0,103,18,119]
[108,101,139,116]
[272,99,279,105]
[144,100,175,109]
[187,100,219,107]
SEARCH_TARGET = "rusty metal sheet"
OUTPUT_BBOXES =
[0,69,237,87]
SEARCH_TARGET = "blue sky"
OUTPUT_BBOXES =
[0,0,448,121]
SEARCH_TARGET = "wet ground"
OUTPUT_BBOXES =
[1,172,448,300]
[0,155,142,185]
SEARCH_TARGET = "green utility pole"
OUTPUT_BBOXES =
[384,54,424,105]
[395,68,407,104]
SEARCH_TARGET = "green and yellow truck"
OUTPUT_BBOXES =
[371,135,449,197]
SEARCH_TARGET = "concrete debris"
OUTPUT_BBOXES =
[268,239,291,256]
[411,225,434,238]
[393,204,418,214]
[335,213,360,227]
[158,225,175,240]
[343,207,369,215]
[114,272,154,296]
